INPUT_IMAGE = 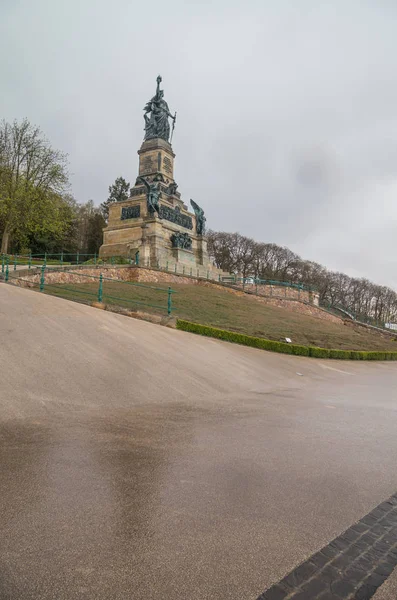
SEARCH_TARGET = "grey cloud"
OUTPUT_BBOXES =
[1,0,397,287]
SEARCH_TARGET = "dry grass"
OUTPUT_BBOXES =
[43,280,397,352]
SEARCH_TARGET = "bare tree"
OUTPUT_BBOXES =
[207,229,397,326]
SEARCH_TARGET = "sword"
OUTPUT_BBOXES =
[170,112,177,143]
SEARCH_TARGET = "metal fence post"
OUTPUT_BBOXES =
[76,251,79,265]
[60,252,63,266]
[14,255,17,271]
[5,262,9,282]
[39,265,45,292]
[167,287,172,315]
[44,252,47,266]
[1,254,4,274]
[98,273,103,303]
[94,252,97,265]
[206,270,209,279]
[28,253,32,269]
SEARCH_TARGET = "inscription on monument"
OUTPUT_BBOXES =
[163,156,172,174]
[130,187,145,197]
[159,205,193,229]
[121,205,141,220]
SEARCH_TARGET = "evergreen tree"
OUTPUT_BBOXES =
[100,176,130,221]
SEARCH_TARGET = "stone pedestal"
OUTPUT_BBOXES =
[99,137,228,279]
[138,138,175,183]
[195,237,210,266]
[171,247,196,266]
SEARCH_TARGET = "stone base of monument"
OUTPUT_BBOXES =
[99,135,228,279]
[171,247,196,265]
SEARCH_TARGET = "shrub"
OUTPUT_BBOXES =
[360,351,386,361]
[309,346,330,358]
[328,349,352,360]
[176,320,397,361]
[176,321,307,357]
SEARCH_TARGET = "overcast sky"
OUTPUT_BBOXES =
[1,0,397,287]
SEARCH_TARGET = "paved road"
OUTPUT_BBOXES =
[1,284,397,600]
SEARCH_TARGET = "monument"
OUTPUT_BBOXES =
[99,76,221,276]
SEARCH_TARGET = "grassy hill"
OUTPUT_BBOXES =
[42,279,397,352]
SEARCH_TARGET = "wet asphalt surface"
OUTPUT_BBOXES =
[1,284,397,599]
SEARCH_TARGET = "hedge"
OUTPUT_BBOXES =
[176,320,397,361]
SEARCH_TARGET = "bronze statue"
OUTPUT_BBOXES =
[143,76,176,142]
[167,181,178,196]
[137,176,161,215]
[170,232,192,250]
[190,199,206,235]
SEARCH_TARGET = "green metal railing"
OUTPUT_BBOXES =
[4,253,395,328]
[236,277,317,292]
[1,252,319,309]
[0,253,316,293]
[1,252,134,268]
[323,304,355,321]
[320,302,397,333]
[3,265,175,316]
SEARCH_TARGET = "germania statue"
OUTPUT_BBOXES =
[143,75,176,143]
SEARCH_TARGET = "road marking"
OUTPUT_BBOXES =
[319,364,354,375]
[256,492,397,599]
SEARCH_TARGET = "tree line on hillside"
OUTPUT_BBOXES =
[207,231,397,325]
[0,118,129,256]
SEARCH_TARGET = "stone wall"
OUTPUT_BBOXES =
[250,296,342,324]
[14,267,134,286]
[235,282,319,305]
[15,266,223,287]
